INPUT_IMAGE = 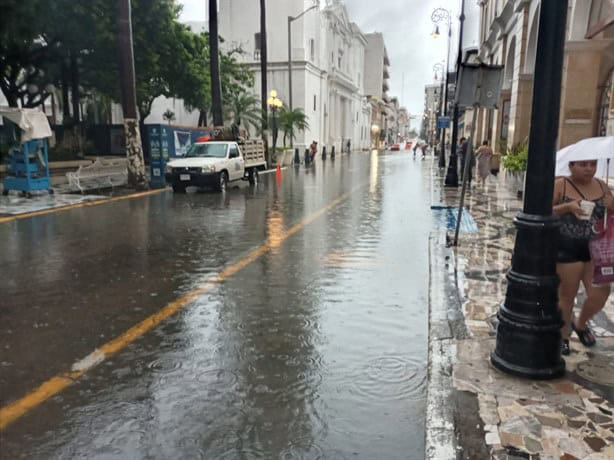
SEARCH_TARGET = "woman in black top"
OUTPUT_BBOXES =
[552,160,614,355]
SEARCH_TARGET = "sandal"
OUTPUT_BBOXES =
[572,322,596,347]
[561,339,570,356]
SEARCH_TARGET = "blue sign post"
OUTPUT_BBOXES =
[147,125,171,188]
[437,116,451,129]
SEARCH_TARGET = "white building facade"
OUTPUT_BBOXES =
[218,0,372,152]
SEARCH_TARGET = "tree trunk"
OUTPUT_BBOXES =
[198,110,208,127]
[6,93,18,108]
[117,0,148,190]
[61,60,71,124]
[209,0,223,126]
[259,0,269,164]
[70,51,80,123]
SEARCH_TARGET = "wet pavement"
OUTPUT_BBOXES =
[428,168,614,460]
[1,151,433,458]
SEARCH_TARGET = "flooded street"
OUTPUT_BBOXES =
[1,152,434,459]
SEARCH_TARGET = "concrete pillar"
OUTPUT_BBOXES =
[508,75,534,146]
[558,48,603,148]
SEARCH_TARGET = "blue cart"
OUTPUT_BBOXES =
[1,109,54,197]
[2,139,52,197]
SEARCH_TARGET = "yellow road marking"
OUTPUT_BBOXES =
[0,187,359,430]
[0,189,166,224]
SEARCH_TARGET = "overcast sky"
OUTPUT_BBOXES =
[178,0,480,118]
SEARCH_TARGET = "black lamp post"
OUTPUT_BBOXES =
[491,0,568,379]
[267,90,283,165]
[433,62,445,159]
[431,8,452,169]
[444,0,466,187]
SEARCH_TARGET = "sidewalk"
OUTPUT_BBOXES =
[427,165,614,460]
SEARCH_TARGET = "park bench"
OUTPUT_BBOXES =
[66,157,127,193]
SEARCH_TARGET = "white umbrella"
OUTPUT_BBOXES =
[555,136,614,178]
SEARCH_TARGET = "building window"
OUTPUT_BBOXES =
[309,39,315,61]
[313,95,317,111]
[331,52,334,65]
[254,32,261,60]
[338,49,343,68]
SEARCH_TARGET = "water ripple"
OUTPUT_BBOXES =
[350,355,427,402]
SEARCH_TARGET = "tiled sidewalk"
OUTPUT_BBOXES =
[428,167,614,460]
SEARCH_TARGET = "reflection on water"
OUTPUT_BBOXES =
[3,153,433,460]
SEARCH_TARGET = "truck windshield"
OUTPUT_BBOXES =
[185,143,227,158]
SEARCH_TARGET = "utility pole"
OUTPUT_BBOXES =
[117,0,147,190]
[260,0,268,129]
[209,0,223,126]
[444,0,466,187]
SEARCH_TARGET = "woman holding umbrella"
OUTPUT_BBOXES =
[553,158,614,355]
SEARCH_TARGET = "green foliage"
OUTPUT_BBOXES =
[224,92,261,133]
[277,108,310,147]
[0,0,254,126]
[502,142,528,173]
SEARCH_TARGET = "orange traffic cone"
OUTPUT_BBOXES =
[276,163,282,182]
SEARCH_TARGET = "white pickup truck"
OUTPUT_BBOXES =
[164,139,267,193]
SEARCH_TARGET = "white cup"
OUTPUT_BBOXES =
[578,200,595,220]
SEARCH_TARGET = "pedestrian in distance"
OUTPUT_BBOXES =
[413,142,419,159]
[309,140,318,163]
[458,137,473,185]
[475,140,494,187]
[552,159,614,355]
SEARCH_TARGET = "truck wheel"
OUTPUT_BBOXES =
[217,171,228,192]
[172,184,186,193]
[248,168,258,185]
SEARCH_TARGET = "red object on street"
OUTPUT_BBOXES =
[196,135,212,142]
[391,143,400,151]
[276,163,282,182]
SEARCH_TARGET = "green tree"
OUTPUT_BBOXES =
[224,92,262,134]
[277,108,309,147]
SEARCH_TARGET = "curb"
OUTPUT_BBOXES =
[426,232,459,460]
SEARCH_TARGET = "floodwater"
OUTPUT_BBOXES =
[0,150,434,459]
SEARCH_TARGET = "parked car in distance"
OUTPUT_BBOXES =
[390,143,400,151]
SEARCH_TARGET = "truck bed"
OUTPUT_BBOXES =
[240,140,267,168]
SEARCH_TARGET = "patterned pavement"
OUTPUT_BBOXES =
[432,169,614,460]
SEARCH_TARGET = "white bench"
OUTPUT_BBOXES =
[66,158,127,192]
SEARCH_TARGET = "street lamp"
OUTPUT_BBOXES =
[491,0,569,379]
[267,90,283,164]
[431,7,452,169]
[444,0,467,187]
[288,4,317,148]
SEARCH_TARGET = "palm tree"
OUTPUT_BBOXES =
[209,0,223,126]
[278,108,310,147]
[224,92,262,134]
